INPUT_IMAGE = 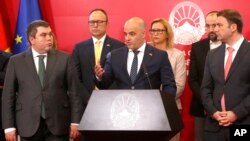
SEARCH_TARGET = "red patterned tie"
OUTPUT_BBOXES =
[221,47,234,111]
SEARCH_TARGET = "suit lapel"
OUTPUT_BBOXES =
[24,49,41,87]
[226,39,249,81]
[87,39,95,72]
[122,48,131,82]
[203,39,210,59]
[218,45,226,82]
[136,45,153,81]
[44,49,57,88]
[100,36,112,66]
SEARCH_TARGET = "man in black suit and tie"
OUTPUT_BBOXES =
[188,11,221,141]
[201,9,250,141]
[95,17,176,96]
[72,8,124,105]
[0,51,11,141]
[2,20,83,141]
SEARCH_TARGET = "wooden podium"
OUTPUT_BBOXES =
[78,90,184,141]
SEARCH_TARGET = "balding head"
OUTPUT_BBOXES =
[124,17,146,50]
[124,17,146,31]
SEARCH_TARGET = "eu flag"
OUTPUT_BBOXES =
[12,0,42,54]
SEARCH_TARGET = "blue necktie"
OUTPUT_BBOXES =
[130,51,139,84]
[38,55,46,118]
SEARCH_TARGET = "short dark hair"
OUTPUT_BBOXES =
[26,20,50,44]
[89,8,108,22]
[217,9,243,33]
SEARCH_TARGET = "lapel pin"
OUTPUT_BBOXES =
[149,53,153,56]
[106,44,110,47]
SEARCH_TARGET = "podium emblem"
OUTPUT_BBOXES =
[110,93,140,129]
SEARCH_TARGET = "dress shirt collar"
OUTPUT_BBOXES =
[32,48,48,58]
[128,42,146,53]
[225,36,244,53]
[92,34,106,45]
[210,40,222,50]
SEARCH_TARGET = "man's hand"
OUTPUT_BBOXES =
[219,111,237,126]
[5,130,17,141]
[70,124,80,140]
[95,62,105,79]
[213,111,238,127]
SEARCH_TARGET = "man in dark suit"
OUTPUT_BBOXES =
[72,8,124,104]
[95,17,176,96]
[201,9,250,141]
[188,11,221,141]
[0,51,11,141]
[2,20,83,141]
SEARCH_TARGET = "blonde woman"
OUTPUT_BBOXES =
[150,18,186,141]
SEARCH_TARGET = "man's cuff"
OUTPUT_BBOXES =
[4,128,16,133]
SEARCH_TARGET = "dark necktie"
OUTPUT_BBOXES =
[130,51,139,84]
[38,55,46,118]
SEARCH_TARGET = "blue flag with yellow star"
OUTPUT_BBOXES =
[12,0,42,54]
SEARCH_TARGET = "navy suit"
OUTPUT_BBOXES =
[201,39,250,141]
[97,44,176,96]
[72,36,124,104]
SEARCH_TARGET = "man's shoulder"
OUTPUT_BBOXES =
[50,49,70,57]
[74,38,92,48]
[0,51,11,58]
[192,38,210,47]
[146,44,167,55]
[111,46,127,53]
[105,36,125,47]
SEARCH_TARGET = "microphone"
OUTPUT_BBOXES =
[142,64,152,89]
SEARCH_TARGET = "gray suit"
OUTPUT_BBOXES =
[201,39,250,140]
[2,49,83,137]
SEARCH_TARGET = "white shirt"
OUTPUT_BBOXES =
[32,48,47,73]
[224,36,244,67]
[210,40,222,50]
[127,42,146,75]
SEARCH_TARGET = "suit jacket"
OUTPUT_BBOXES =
[201,39,250,132]
[72,36,124,103]
[189,38,210,117]
[97,44,176,96]
[2,49,83,137]
[0,51,11,130]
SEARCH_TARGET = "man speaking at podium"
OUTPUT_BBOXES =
[95,17,176,96]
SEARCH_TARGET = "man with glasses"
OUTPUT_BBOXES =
[189,11,221,141]
[72,8,124,105]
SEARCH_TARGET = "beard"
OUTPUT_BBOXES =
[208,32,218,42]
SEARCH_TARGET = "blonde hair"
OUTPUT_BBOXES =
[150,18,174,49]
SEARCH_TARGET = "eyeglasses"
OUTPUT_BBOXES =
[149,29,166,34]
[88,20,107,26]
